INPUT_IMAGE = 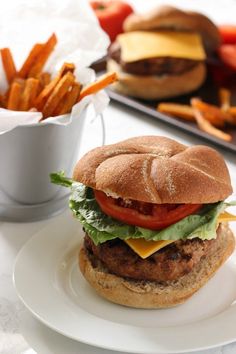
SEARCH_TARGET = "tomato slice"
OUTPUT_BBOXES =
[219,25,236,44]
[94,190,202,230]
[218,44,236,71]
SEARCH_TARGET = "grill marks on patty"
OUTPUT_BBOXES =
[108,42,200,76]
[84,233,218,282]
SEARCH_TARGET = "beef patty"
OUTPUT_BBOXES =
[84,230,220,282]
[109,41,200,76]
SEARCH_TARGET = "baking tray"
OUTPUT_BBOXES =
[105,65,236,153]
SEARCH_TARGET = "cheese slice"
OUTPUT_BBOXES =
[125,238,174,259]
[125,212,236,259]
[218,211,236,223]
[117,31,206,63]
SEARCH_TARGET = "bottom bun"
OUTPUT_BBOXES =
[79,223,235,309]
[107,59,206,100]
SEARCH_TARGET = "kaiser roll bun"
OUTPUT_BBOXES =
[73,136,232,204]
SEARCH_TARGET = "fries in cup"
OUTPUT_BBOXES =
[0,34,117,121]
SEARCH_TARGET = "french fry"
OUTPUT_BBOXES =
[219,88,231,112]
[38,72,51,95]
[190,98,227,128]
[18,43,43,79]
[1,48,17,84]
[41,71,75,119]
[157,103,195,121]
[0,93,6,108]
[59,62,75,76]
[39,72,51,88]
[4,78,23,107]
[35,62,75,111]
[227,107,236,125]
[218,88,236,125]
[28,33,57,78]
[7,81,24,110]
[192,106,232,142]
[53,82,81,116]
[78,72,118,102]
[19,78,39,111]
[228,107,236,118]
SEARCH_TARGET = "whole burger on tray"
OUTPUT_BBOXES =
[107,6,221,100]
[51,136,236,308]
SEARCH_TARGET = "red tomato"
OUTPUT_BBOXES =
[219,25,236,44]
[94,190,202,230]
[90,1,133,42]
[218,44,236,71]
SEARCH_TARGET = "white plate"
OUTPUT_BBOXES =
[14,211,236,354]
[21,309,235,354]
[21,309,122,354]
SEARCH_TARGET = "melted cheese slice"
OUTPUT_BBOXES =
[125,212,236,259]
[125,238,174,259]
[117,31,206,63]
[218,211,236,223]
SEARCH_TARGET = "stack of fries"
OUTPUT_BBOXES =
[157,88,236,142]
[0,33,117,121]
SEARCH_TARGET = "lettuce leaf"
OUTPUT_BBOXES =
[50,171,73,188]
[51,172,235,245]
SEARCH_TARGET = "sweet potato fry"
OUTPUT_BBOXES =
[19,78,39,111]
[1,48,17,84]
[228,107,236,117]
[18,43,43,79]
[28,33,57,78]
[192,107,232,142]
[227,107,236,125]
[41,71,75,119]
[219,88,231,112]
[157,103,195,121]
[78,72,118,102]
[217,88,236,125]
[53,82,81,116]
[39,72,51,88]
[37,72,51,95]
[4,77,25,105]
[7,81,24,110]
[35,62,75,111]
[59,62,75,76]
[0,93,6,108]
[190,98,227,127]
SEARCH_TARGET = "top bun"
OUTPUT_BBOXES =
[123,5,221,53]
[73,136,232,204]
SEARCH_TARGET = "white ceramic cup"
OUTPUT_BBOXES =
[0,108,104,205]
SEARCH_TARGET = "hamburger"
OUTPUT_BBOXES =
[51,136,236,308]
[107,5,221,100]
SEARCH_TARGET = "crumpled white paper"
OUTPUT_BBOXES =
[0,0,110,134]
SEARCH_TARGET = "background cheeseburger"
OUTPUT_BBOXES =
[52,136,236,308]
[107,5,221,100]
